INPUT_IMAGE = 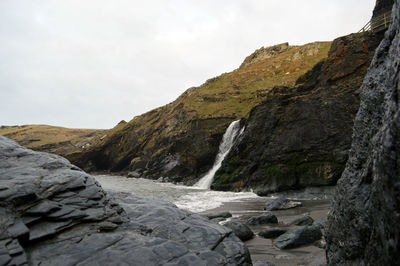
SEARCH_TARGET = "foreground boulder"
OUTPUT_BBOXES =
[326,1,400,265]
[0,136,251,265]
[274,225,322,249]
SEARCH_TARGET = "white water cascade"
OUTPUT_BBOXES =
[194,120,243,189]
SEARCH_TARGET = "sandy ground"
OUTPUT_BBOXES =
[202,198,331,266]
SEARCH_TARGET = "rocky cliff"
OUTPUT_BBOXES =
[68,41,331,184]
[0,136,251,265]
[325,1,399,264]
[0,124,105,157]
[212,32,383,195]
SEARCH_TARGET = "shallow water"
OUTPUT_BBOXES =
[94,174,333,265]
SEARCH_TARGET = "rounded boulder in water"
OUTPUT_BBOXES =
[264,197,302,211]
[223,221,254,241]
[247,213,278,225]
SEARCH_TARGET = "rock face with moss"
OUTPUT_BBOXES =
[68,42,331,184]
[212,32,382,194]
[325,1,400,264]
[0,125,105,158]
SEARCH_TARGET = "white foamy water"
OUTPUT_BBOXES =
[194,120,243,189]
[94,174,258,213]
[174,190,258,212]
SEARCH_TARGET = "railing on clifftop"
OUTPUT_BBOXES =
[359,10,393,33]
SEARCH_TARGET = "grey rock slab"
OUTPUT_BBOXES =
[274,225,322,249]
[247,213,278,225]
[0,136,251,265]
[325,1,400,265]
[288,215,314,226]
[258,227,287,239]
[264,197,302,211]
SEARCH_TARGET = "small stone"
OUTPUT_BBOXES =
[247,213,278,225]
[314,239,326,249]
[264,197,302,211]
[127,171,140,178]
[223,221,254,241]
[258,227,287,239]
[98,221,118,231]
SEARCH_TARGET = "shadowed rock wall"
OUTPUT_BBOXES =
[212,32,382,195]
[326,1,400,264]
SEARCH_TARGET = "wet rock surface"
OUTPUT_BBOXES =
[326,1,400,265]
[0,136,251,265]
[263,197,302,211]
[223,221,254,241]
[247,213,278,225]
[258,227,287,239]
[274,225,322,250]
[288,215,314,226]
[204,211,232,220]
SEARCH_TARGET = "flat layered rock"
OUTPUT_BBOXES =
[0,136,251,265]
[274,225,322,250]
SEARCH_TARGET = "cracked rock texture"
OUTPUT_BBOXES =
[0,136,251,265]
[325,1,400,265]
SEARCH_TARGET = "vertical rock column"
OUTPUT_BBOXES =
[326,1,400,265]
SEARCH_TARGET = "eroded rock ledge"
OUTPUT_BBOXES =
[326,1,400,264]
[0,136,251,265]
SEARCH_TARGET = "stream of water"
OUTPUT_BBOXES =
[194,120,243,189]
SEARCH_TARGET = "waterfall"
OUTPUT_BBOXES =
[194,120,242,189]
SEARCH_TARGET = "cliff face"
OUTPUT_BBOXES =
[372,0,394,19]
[326,1,400,264]
[212,32,382,194]
[68,42,331,184]
[0,125,105,157]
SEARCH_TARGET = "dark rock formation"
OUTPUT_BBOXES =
[371,0,395,32]
[372,0,394,20]
[258,227,287,239]
[0,136,251,265]
[205,211,233,220]
[223,221,254,241]
[274,225,322,250]
[247,213,278,225]
[325,1,400,265]
[263,197,302,211]
[212,31,383,195]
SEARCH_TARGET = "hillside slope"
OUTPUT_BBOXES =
[68,41,331,183]
[0,125,105,157]
[212,32,382,194]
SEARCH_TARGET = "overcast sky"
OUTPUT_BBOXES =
[0,0,376,129]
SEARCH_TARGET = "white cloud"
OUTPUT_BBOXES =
[0,0,376,128]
